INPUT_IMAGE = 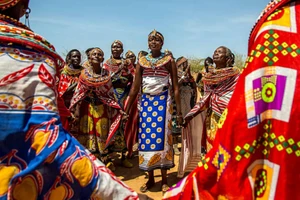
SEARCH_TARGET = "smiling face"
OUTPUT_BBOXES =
[89,49,104,65]
[213,46,228,68]
[148,35,163,52]
[69,51,81,67]
[111,42,123,59]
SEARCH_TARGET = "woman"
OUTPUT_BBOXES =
[104,40,133,109]
[58,49,83,108]
[124,50,140,158]
[177,57,197,120]
[125,30,183,193]
[177,46,240,177]
[172,57,197,155]
[0,1,138,199]
[69,48,126,171]
[103,40,133,168]
[126,50,137,73]
[82,47,94,68]
[58,49,83,130]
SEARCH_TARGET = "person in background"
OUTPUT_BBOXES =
[196,57,214,97]
[0,1,138,199]
[125,30,183,193]
[104,40,134,168]
[124,50,140,158]
[177,46,239,178]
[58,49,83,130]
[126,50,137,73]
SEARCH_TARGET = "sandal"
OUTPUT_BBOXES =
[122,159,133,168]
[106,161,116,172]
[162,184,170,193]
[140,181,155,193]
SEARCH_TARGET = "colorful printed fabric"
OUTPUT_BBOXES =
[58,64,83,108]
[0,17,138,199]
[138,53,174,171]
[104,58,136,154]
[103,58,133,108]
[70,68,123,150]
[185,67,240,151]
[164,0,300,199]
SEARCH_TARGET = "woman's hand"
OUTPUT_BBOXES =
[120,110,129,129]
[182,115,193,127]
[120,110,129,121]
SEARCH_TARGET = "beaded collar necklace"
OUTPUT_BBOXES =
[146,52,165,69]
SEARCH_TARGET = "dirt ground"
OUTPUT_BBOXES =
[113,151,183,200]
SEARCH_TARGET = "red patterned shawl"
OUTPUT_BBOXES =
[164,0,300,199]
[185,67,240,119]
[70,68,123,146]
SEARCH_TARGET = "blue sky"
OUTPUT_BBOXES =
[24,0,270,60]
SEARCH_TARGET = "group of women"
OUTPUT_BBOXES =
[57,30,202,193]
[0,0,245,199]
[56,30,240,194]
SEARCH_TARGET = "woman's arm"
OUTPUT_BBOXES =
[125,63,142,115]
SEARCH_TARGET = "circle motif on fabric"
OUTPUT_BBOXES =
[144,102,148,106]
[157,127,162,133]
[160,96,165,100]
[141,134,146,139]
[262,82,276,103]
[142,123,146,128]
[153,101,159,106]
[152,112,158,117]
[139,128,142,133]
[142,112,147,117]
[149,97,154,101]
[158,106,164,111]
[141,144,145,149]
[156,138,162,144]
[148,106,153,112]
[146,128,151,133]
[158,116,163,122]
[146,139,151,144]
[151,133,156,138]
[151,144,156,149]
[147,117,152,122]
[151,122,157,128]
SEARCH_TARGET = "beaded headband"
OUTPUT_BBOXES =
[0,0,28,10]
[112,40,123,48]
[148,30,164,42]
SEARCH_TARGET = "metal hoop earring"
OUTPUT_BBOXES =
[25,8,31,28]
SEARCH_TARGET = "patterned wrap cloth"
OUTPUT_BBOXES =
[0,14,138,200]
[164,0,300,199]
[57,64,84,131]
[69,67,125,154]
[137,52,175,171]
[104,58,138,155]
